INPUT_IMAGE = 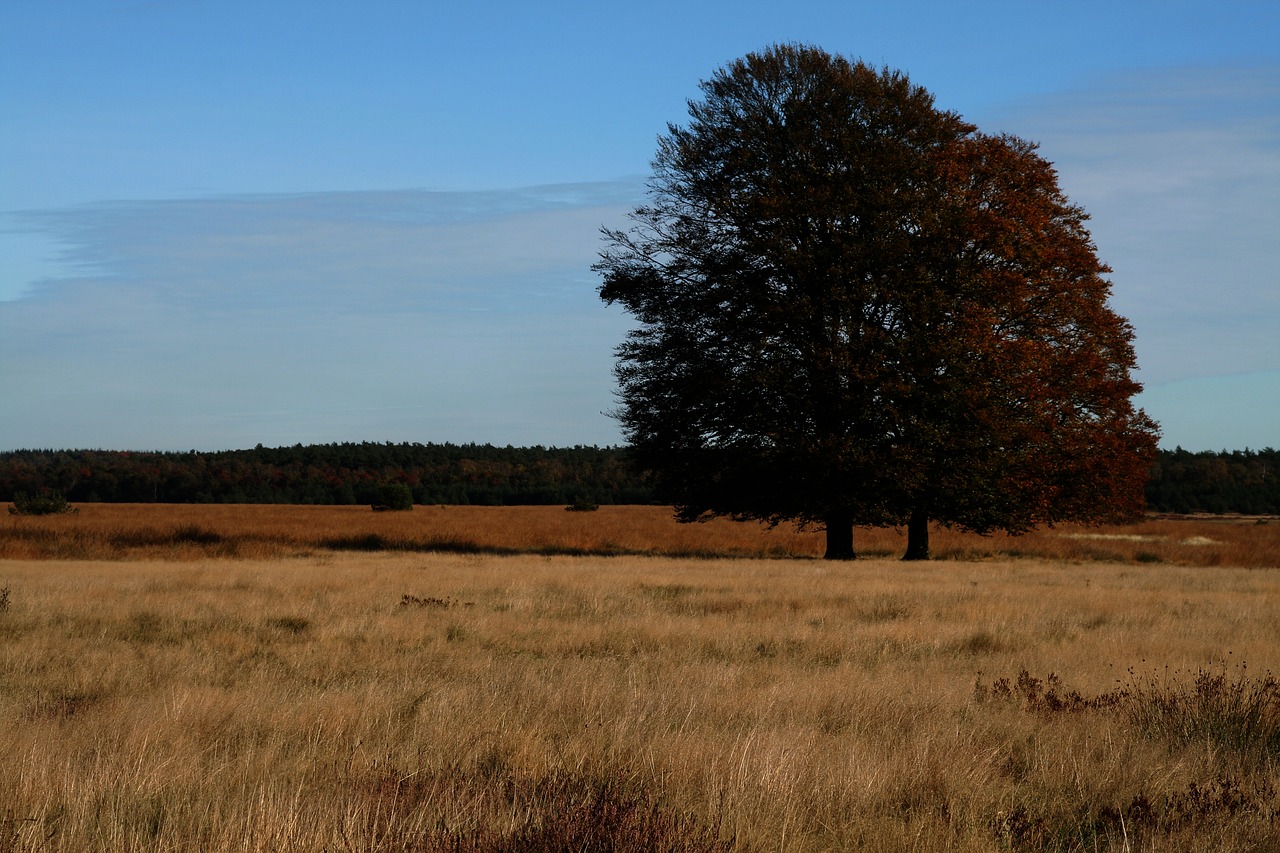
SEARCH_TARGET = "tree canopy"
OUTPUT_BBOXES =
[0,443,650,507]
[596,44,1159,559]
[1,446,1273,516]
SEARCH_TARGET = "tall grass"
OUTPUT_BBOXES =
[1,553,1277,851]
[2,504,1277,566]
[1122,665,1280,759]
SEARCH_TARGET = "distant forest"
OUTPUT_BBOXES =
[0,444,648,507]
[0,444,1276,515]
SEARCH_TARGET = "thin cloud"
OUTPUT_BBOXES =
[4,62,1277,452]
[986,64,1280,385]
[0,183,643,450]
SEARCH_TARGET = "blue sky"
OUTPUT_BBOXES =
[1,1,1277,452]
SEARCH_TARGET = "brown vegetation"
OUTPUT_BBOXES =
[1,503,1278,566]
[0,551,1277,851]
[1,506,1277,850]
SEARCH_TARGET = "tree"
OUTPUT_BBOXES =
[9,488,77,515]
[373,482,414,511]
[596,44,1158,560]
[871,130,1160,558]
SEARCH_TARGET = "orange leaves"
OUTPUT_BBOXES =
[598,46,1158,555]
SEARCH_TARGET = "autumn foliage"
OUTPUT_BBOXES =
[598,45,1158,559]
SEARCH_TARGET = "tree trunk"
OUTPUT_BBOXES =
[823,511,856,560]
[902,508,930,561]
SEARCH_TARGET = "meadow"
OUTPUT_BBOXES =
[0,506,1277,851]
[1,503,1278,566]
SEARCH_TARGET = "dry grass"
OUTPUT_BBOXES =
[1,503,1278,566]
[0,550,1277,851]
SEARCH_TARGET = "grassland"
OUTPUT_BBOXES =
[0,507,1277,851]
[2,503,1278,566]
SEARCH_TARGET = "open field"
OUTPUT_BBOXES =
[1,508,1277,850]
[2,503,1279,566]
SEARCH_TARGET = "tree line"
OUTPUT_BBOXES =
[0,443,649,507]
[0,445,1275,515]
[1146,447,1279,515]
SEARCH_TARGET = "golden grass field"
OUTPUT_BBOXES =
[1,503,1278,566]
[1,505,1277,851]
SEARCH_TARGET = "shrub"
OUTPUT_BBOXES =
[978,665,1280,759]
[372,483,413,511]
[976,670,1125,713]
[8,489,77,515]
[566,498,600,512]
[1124,665,1280,759]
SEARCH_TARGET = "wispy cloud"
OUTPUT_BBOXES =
[986,64,1280,385]
[4,63,1276,452]
[0,182,643,450]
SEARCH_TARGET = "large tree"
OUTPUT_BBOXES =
[597,45,1158,560]
[873,131,1160,558]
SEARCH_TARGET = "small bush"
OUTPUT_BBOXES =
[1124,665,1280,758]
[0,585,9,611]
[8,489,77,515]
[976,670,1126,713]
[566,498,600,512]
[372,483,414,511]
[978,665,1280,759]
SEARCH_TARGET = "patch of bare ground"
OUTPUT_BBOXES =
[0,552,1276,851]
